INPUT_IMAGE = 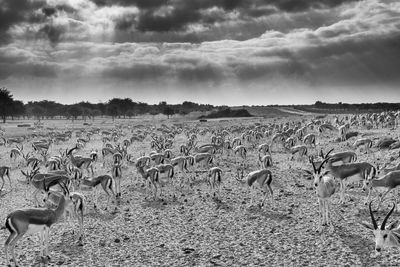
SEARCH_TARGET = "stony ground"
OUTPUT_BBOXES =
[0,118,399,266]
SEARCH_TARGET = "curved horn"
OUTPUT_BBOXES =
[381,203,396,230]
[318,157,330,173]
[369,201,378,230]
[325,148,334,159]
[308,156,317,173]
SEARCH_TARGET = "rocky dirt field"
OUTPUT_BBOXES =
[0,117,399,266]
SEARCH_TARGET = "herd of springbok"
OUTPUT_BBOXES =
[0,110,400,266]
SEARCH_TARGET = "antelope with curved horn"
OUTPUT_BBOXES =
[360,202,400,252]
[320,155,376,204]
[310,157,336,232]
[3,182,73,267]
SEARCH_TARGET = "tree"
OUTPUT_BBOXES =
[11,100,25,119]
[107,105,120,121]
[68,106,82,122]
[0,87,14,123]
[32,106,45,121]
[163,106,175,119]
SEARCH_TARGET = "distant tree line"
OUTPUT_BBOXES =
[0,87,213,123]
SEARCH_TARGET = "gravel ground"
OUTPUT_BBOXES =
[0,119,399,266]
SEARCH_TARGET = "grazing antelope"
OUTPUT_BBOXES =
[310,157,336,232]
[303,133,316,147]
[288,145,308,161]
[80,175,116,209]
[364,170,400,210]
[21,168,70,207]
[207,167,222,199]
[135,163,160,200]
[9,145,24,164]
[377,162,400,175]
[0,166,11,191]
[360,202,400,252]
[46,190,85,243]
[150,152,165,166]
[322,149,357,165]
[236,168,274,208]
[67,146,94,176]
[3,182,73,267]
[354,138,374,159]
[171,156,190,186]
[320,155,376,203]
[222,140,232,156]
[193,153,214,170]
[233,145,247,165]
[318,124,337,136]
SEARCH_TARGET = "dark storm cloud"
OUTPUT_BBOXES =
[136,7,201,32]
[0,0,46,43]
[88,0,360,36]
[91,0,168,9]
[42,6,57,17]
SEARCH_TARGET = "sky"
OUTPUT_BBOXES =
[0,0,399,105]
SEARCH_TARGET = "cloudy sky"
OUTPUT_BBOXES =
[0,0,399,105]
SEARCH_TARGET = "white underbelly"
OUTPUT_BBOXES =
[26,224,47,235]
[345,174,362,184]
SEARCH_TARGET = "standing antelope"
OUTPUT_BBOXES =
[3,182,73,267]
[80,175,116,209]
[207,167,222,199]
[46,190,85,244]
[136,163,160,200]
[193,153,214,170]
[112,163,122,198]
[171,156,190,186]
[258,154,273,169]
[360,202,400,252]
[322,158,376,203]
[21,168,71,207]
[155,164,175,199]
[310,157,336,232]
[233,145,247,165]
[236,168,273,208]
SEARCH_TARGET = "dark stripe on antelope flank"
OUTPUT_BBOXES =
[392,231,400,244]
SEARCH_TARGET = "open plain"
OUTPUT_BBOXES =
[0,114,399,267]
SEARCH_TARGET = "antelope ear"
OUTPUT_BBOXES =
[21,170,26,176]
[322,170,330,176]
[387,221,399,230]
[359,221,374,230]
